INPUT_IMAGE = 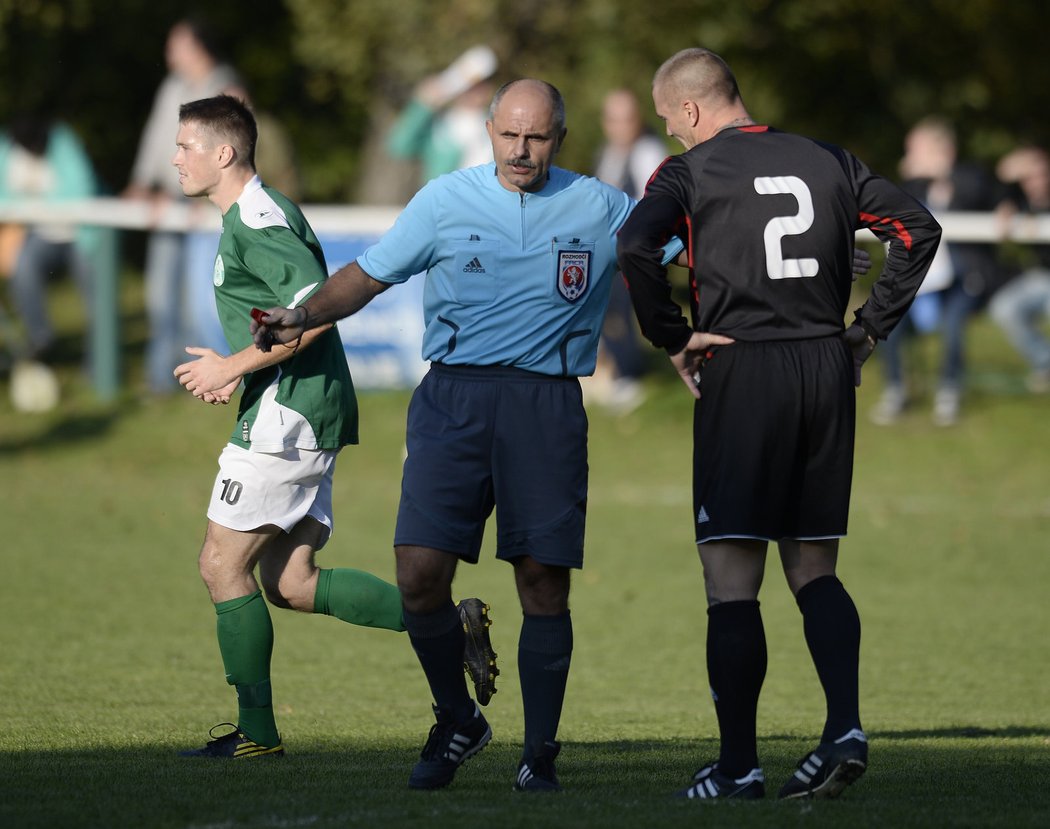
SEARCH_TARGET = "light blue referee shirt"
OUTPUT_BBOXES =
[357,163,636,377]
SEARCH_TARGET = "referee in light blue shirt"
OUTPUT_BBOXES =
[252,78,677,794]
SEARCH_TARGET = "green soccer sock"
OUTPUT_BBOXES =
[313,568,406,632]
[214,590,280,748]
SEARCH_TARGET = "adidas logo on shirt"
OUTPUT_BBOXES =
[463,257,486,273]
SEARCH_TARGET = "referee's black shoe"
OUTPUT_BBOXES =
[514,741,562,792]
[408,703,491,789]
[458,598,499,705]
[675,761,765,799]
[778,729,868,799]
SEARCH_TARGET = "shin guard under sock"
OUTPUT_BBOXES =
[706,600,766,777]
[796,575,862,742]
[518,612,573,758]
[214,590,280,747]
[403,601,473,722]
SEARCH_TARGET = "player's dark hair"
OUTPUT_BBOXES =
[9,113,53,157]
[175,15,226,63]
[179,94,257,170]
[489,79,566,134]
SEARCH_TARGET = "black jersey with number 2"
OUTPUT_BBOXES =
[618,126,942,352]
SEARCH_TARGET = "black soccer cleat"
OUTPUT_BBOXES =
[179,723,284,759]
[408,703,492,790]
[514,740,562,793]
[778,729,868,799]
[458,597,499,706]
[675,760,765,800]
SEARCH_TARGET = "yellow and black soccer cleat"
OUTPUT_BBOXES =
[458,597,499,706]
[179,723,285,759]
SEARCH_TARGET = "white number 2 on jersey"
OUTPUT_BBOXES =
[754,175,819,279]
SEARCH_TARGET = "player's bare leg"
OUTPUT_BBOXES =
[777,538,866,799]
[198,520,279,603]
[259,517,404,630]
[697,539,767,605]
[258,517,327,610]
[778,538,838,596]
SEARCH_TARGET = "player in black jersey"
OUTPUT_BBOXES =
[617,48,942,801]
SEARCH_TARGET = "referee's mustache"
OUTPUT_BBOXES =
[507,156,537,169]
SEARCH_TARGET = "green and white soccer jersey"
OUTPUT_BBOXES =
[215,176,358,451]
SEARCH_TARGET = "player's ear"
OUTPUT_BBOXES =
[217,143,236,168]
[684,100,700,127]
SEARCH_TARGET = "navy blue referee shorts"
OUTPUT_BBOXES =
[693,335,856,544]
[394,363,588,568]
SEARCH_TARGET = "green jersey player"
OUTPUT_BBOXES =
[171,95,496,758]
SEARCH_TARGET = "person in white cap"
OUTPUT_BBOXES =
[387,45,499,187]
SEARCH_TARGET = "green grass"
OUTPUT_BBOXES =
[1,278,1048,827]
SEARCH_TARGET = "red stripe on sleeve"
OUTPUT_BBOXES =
[859,211,913,250]
[643,156,674,193]
[685,214,699,306]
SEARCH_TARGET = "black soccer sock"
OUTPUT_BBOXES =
[518,612,573,759]
[795,575,862,742]
[706,600,766,778]
[403,600,474,722]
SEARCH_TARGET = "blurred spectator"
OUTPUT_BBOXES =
[589,88,668,413]
[989,145,1050,393]
[123,17,239,394]
[871,117,1006,426]
[386,45,498,186]
[594,89,668,198]
[0,112,99,364]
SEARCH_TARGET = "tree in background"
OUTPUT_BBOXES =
[1,0,1048,205]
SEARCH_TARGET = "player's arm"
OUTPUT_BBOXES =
[618,190,734,396]
[175,324,333,403]
[850,167,943,341]
[251,260,389,352]
[617,191,695,354]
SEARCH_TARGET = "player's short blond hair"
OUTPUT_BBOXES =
[653,48,741,108]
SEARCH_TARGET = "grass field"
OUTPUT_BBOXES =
[1,275,1048,828]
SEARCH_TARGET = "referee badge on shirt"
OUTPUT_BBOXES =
[555,247,591,303]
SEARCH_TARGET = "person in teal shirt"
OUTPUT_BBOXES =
[0,114,100,361]
[386,46,498,186]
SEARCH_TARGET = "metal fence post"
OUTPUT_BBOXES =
[90,225,120,400]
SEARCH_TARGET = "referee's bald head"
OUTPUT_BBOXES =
[489,78,566,134]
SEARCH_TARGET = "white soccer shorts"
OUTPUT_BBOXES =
[207,443,337,539]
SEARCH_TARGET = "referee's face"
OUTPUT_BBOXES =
[487,82,566,194]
